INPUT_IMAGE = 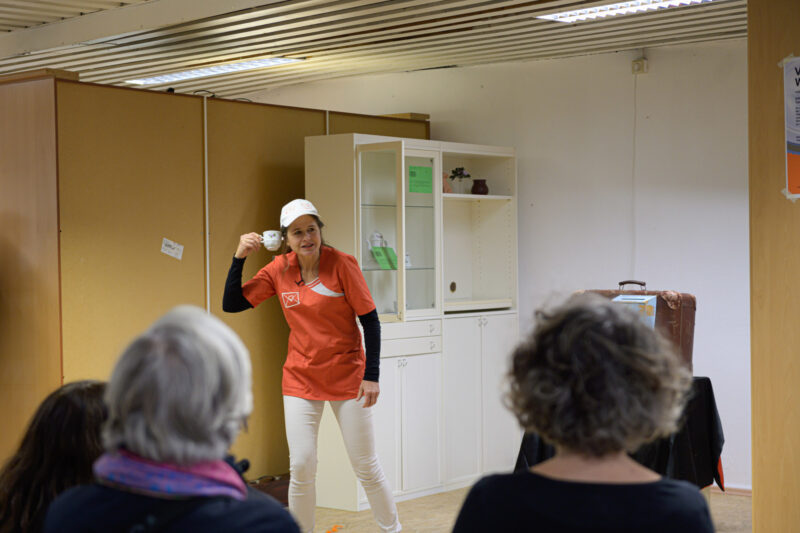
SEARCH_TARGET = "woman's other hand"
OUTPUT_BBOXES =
[235,232,262,259]
[357,380,380,408]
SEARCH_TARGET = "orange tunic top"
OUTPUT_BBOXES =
[242,246,376,400]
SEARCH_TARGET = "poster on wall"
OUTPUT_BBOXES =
[785,56,800,198]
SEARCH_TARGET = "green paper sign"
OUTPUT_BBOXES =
[384,247,398,270]
[370,247,392,270]
[409,166,433,194]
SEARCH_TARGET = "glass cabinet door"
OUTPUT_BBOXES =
[404,150,440,316]
[357,142,403,321]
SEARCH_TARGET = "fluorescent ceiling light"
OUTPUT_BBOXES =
[126,57,302,86]
[537,0,717,23]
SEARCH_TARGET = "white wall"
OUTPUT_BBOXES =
[251,39,751,489]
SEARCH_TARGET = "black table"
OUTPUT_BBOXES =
[514,376,725,490]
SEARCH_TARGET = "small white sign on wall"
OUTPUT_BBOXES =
[161,237,184,260]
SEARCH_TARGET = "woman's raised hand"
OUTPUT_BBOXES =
[235,232,262,259]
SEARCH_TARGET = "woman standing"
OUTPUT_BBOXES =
[223,199,401,533]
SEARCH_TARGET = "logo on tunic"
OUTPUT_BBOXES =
[281,292,301,308]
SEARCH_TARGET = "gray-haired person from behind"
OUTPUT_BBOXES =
[44,306,300,533]
[453,293,715,533]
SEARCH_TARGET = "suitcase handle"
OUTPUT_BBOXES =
[618,280,646,290]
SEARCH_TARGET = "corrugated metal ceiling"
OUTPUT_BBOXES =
[0,0,747,98]
[0,1,150,32]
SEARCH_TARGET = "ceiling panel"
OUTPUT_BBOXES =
[0,0,747,98]
[0,0,151,32]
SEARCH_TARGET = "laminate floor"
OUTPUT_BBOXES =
[314,488,751,533]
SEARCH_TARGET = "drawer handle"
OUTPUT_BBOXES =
[429,324,435,334]
[430,340,436,350]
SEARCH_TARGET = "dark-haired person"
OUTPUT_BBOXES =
[44,305,299,533]
[453,294,714,533]
[223,199,400,533]
[0,380,106,533]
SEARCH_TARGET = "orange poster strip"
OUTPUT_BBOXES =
[788,152,800,195]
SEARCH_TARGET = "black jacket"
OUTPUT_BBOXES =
[44,483,299,533]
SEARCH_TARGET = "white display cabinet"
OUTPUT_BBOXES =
[305,134,517,318]
[305,133,519,511]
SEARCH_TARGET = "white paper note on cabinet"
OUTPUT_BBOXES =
[161,238,184,260]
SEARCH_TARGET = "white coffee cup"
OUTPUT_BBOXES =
[262,230,282,251]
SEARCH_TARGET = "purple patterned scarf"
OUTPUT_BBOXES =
[93,450,248,501]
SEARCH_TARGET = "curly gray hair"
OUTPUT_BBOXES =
[103,305,253,464]
[507,293,692,457]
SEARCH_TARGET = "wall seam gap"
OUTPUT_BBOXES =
[204,96,211,313]
[631,69,638,280]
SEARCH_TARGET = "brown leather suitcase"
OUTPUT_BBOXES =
[582,280,696,370]
[249,474,290,506]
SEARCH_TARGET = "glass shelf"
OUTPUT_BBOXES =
[406,204,434,209]
[407,267,435,271]
[362,203,398,208]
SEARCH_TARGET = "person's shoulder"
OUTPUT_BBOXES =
[189,489,300,532]
[653,478,709,506]
[48,483,110,511]
[253,253,294,282]
[265,252,292,270]
[473,471,524,488]
[325,246,355,263]
[454,473,534,533]
[467,471,534,500]
[44,484,118,532]
[326,247,361,272]
[648,479,714,532]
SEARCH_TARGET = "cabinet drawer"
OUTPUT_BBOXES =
[382,336,442,358]
[381,320,441,340]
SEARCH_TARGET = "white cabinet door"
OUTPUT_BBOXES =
[442,317,482,484]
[401,352,442,492]
[481,314,522,473]
[372,357,401,495]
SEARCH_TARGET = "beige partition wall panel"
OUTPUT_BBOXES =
[207,100,325,477]
[330,112,429,139]
[56,82,206,383]
[749,2,800,532]
[0,78,62,461]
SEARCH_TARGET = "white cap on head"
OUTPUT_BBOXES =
[280,199,319,228]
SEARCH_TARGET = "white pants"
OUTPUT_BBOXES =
[283,395,401,533]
